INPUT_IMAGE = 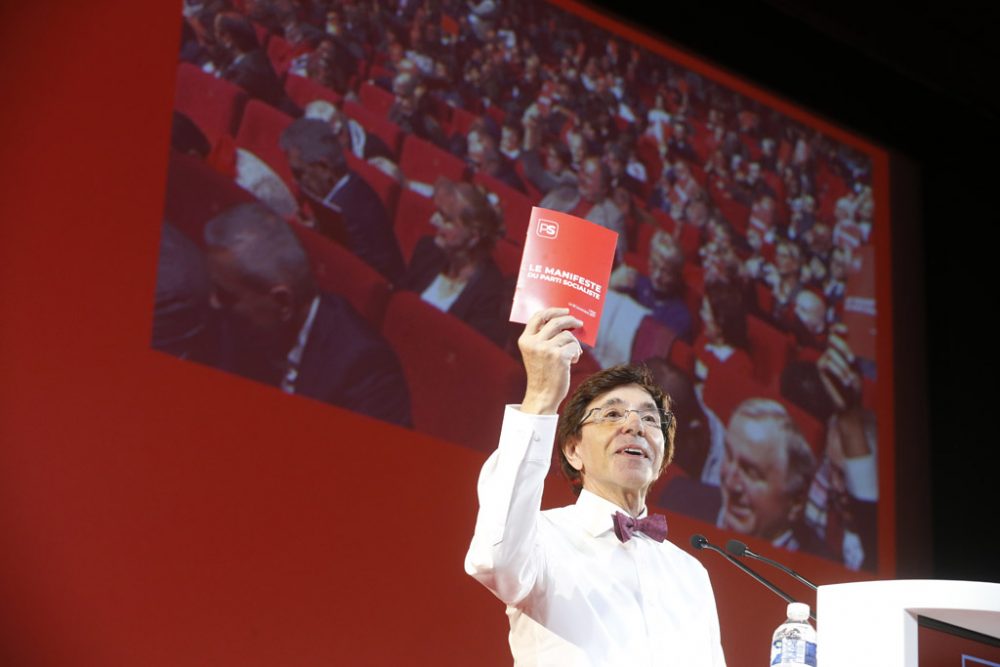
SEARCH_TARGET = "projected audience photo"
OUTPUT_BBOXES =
[153,0,884,572]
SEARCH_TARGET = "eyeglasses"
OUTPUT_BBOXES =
[580,406,674,432]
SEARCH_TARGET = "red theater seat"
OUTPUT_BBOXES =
[265,35,295,78]
[234,99,296,188]
[423,93,453,128]
[746,313,795,390]
[343,100,404,158]
[290,222,393,329]
[345,153,402,220]
[358,81,396,117]
[393,187,438,262]
[162,151,256,242]
[399,134,467,183]
[677,221,702,262]
[381,291,525,452]
[449,106,480,139]
[284,73,342,109]
[174,63,248,148]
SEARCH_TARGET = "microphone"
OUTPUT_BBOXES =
[725,539,818,591]
[690,534,816,622]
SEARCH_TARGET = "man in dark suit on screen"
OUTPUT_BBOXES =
[279,118,404,282]
[202,201,411,426]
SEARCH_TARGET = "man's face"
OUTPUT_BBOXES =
[206,248,295,358]
[563,384,666,501]
[720,414,797,538]
[578,158,605,203]
[775,243,799,277]
[466,130,485,167]
[794,291,826,336]
[648,247,682,295]
[392,78,417,116]
[431,187,476,253]
[285,147,336,199]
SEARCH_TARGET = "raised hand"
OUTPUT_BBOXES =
[517,308,583,415]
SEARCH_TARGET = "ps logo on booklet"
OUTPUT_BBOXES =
[537,219,559,239]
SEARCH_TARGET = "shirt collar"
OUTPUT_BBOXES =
[323,173,352,205]
[280,295,320,394]
[575,489,647,538]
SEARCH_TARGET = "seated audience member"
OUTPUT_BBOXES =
[800,221,834,286]
[303,37,356,96]
[388,70,448,147]
[519,138,577,196]
[822,246,850,323]
[762,239,804,327]
[610,230,694,342]
[212,12,299,115]
[398,180,510,346]
[782,324,878,571]
[467,131,526,193]
[718,399,827,555]
[279,118,404,282]
[694,281,752,386]
[660,397,831,558]
[303,100,396,162]
[202,201,411,426]
[791,289,828,350]
[498,121,522,162]
[152,222,213,362]
[605,141,646,198]
[540,155,627,260]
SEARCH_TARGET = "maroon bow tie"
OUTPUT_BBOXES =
[612,511,668,543]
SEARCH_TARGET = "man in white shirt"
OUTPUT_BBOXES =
[465,308,727,666]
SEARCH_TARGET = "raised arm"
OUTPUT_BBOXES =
[464,308,582,604]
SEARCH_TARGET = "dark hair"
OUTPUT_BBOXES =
[216,12,259,53]
[556,364,676,496]
[703,280,749,349]
[452,182,502,253]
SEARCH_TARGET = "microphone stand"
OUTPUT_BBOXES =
[690,534,816,622]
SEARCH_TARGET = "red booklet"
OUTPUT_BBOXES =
[509,207,619,346]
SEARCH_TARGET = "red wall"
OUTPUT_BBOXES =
[0,2,878,664]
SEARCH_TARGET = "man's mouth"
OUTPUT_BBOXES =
[617,446,648,459]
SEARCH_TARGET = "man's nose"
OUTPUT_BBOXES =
[721,462,742,491]
[621,410,646,434]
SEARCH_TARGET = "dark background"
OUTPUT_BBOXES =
[590,0,1000,581]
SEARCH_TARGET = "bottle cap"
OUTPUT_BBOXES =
[787,602,810,621]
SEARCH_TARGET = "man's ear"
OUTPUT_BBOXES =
[563,438,584,472]
[269,285,296,323]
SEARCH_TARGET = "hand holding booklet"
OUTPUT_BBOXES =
[509,207,619,346]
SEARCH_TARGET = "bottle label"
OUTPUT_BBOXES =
[770,638,817,666]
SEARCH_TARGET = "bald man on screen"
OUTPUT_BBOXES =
[465,308,726,666]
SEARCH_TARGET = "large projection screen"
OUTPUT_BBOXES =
[1,0,913,665]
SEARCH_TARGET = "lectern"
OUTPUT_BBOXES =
[817,579,1000,666]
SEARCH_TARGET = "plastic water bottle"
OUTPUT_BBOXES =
[770,602,817,666]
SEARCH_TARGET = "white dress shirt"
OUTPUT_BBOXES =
[465,407,727,666]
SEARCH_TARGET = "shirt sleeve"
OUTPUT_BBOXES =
[464,405,558,606]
